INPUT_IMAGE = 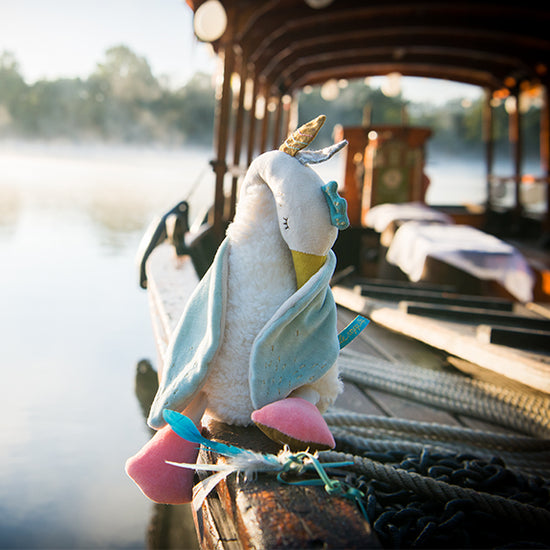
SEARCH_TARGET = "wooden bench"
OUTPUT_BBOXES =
[333,285,550,395]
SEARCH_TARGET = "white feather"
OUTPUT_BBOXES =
[167,448,286,510]
[192,470,234,511]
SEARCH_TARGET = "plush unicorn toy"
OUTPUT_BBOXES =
[126,115,360,504]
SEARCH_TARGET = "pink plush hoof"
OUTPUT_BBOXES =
[251,397,335,451]
[125,424,199,504]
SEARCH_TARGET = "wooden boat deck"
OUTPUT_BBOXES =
[333,285,550,396]
[145,243,549,548]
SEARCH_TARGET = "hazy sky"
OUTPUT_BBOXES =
[0,0,216,87]
[0,0,481,102]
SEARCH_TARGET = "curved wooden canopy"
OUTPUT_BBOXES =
[188,0,550,93]
[187,0,550,235]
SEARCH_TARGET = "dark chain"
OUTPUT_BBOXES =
[333,444,550,548]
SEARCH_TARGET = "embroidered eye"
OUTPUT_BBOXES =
[282,216,289,230]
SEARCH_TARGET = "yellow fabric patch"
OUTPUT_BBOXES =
[291,250,327,289]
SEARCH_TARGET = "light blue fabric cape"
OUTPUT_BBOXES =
[147,238,339,430]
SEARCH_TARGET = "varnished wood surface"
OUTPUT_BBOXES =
[194,421,379,550]
[337,308,504,433]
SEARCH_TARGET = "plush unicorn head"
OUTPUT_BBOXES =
[227,115,348,291]
[126,115,360,505]
[243,118,347,286]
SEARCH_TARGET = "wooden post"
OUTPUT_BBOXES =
[259,86,270,153]
[362,104,372,127]
[483,88,495,212]
[509,85,523,224]
[271,94,283,150]
[246,73,259,166]
[288,95,299,134]
[541,83,550,234]
[229,51,247,221]
[280,95,292,142]
[212,44,234,238]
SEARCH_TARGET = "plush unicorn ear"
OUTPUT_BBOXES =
[279,115,326,156]
[295,140,348,166]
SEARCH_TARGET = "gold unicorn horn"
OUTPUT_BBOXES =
[279,115,326,156]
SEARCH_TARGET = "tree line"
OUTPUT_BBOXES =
[0,45,215,145]
[0,45,541,155]
[298,80,541,157]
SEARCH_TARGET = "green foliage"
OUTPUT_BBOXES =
[299,80,539,158]
[93,45,161,103]
[0,45,540,157]
[150,73,215,145]
[298,81,409,146]
[0,45,215,144]
[0,52,27,131]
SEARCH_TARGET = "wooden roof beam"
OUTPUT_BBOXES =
[243,5,549,68]
[267,47,529,93]
[259,31,539,85]
[291,63,500,92]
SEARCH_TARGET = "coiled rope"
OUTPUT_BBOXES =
[313,348,550,546]
[339,349,550,438]
[328,427,550,478]
[320,450,550,528]
[324,412,550,452]
[324,411,550,476]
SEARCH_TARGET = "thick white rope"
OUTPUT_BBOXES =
[339,351,550,438]
[320,347,550,523]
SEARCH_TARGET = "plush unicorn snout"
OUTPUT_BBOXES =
[290,250,327,289]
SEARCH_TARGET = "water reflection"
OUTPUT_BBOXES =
[0,143,209,549]
[0,185,21,239]
[132,359,199,550]
[0,143,213,250]
[134,359,160,429]
[88,193,156,253]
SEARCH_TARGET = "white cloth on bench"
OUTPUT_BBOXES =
[365,202,453,233]
[386,222,534,302]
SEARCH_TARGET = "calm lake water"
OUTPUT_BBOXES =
[0,140,540,549]
[0,143,213,549]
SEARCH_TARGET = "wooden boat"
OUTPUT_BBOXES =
[135,1,550,548]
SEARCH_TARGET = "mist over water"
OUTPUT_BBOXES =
[0,142,211,549]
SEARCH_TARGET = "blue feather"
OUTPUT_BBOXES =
[163,409,245,457]
[163,409,202,440]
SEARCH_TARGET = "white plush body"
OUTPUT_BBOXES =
[201,152,342,425]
